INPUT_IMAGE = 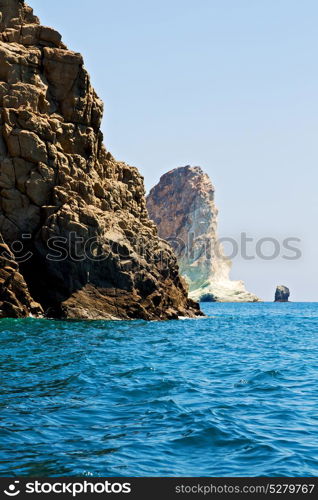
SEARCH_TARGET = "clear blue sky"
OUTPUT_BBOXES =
[31,0,318,301]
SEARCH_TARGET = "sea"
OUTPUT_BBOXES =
[0,302,317,477]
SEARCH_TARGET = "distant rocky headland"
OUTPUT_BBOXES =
[0,0,203,320]
[147,166,260,303]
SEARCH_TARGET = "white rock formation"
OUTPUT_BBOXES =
[147,166,260,302]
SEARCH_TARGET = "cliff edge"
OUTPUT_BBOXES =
[0,0,202,320]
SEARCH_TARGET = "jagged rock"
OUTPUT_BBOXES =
[0,239,42,317]
[147,166,260,302]
[275,285,290,302]
[0,0,202,320]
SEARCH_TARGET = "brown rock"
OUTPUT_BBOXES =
[0,240,43,318]
[0,0,202,320]
[39,26,62,46]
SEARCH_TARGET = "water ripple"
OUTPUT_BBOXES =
[0,302,318,476]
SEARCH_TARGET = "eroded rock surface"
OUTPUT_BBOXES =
[147,166,260,302]
[0,0,202,320]
[0,239,42,317]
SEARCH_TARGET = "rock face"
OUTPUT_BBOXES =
[0,240,42,317]
[0,0,202,320]
[275,285,290,302]
[147,166,260,302]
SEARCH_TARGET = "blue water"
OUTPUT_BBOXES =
[0,302,317,477]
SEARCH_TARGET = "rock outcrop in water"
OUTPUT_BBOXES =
[0,0,202,320]
[147,166,260,302]
[274,285,290,302]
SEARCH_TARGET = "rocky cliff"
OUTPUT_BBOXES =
[147,166,260,302]
[0,0,202,320]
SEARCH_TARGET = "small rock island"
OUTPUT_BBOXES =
[275,286,290,302]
